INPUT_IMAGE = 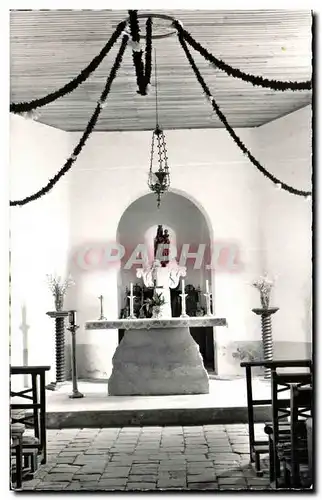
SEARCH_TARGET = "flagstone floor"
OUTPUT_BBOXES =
[20,423,271,491]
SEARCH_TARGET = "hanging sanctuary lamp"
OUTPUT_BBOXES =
[148,50,170,208]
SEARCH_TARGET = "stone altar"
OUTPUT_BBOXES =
[85,317,227,396]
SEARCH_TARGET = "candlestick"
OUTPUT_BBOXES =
[98,295,106,320]
[128,285,136,319]
[180,279,188,318]
[67,310,84,399]
[203,292,213,316]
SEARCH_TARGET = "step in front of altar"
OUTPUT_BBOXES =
[44,378,271,428]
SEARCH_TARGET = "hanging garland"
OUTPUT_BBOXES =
[172,20,312,92]
[10,20,127,114]
[10,35,128,207]
[144,17,153,89]
[128,11,153,95]
[128,10,146,95]
[176,31,312,198]
[10,12,312,207]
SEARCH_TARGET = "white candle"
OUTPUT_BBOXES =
[206,280,209,294]
[130,282,133,295]
[181,279,185,294]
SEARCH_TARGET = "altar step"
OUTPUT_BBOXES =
[43,378,271,429]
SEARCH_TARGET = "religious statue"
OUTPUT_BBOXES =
[154,225,164,259]
[153,225,170,267]
[137,225,186,318]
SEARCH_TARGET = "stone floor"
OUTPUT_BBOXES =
[20,424,272,491]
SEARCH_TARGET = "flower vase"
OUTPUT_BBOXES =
[152,306,161,319]
[55,295,64,312]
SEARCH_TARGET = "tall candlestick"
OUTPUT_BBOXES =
[204,291,213,316]
[128,284,136,319]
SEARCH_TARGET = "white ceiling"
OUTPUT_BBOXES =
[10,9,312,132]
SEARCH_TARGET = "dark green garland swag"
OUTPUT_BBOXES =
[10,21,127,114]
[10,14,311,206]
[10,35,128,207]
[172,20,312,92]
[176,30,311,198]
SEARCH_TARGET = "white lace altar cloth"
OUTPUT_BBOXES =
[85,317,227,331]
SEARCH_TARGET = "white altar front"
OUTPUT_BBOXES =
[85,317,227,396]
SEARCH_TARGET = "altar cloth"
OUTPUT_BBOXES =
[85,316,227,330]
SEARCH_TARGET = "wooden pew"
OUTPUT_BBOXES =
[240,359,312,477]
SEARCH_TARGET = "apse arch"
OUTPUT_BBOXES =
[116,187,214,243]
[116,189,215,318]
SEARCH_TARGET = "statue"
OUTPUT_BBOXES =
[137,225,185,318]
[162,229,170,267]
[153,225,170,268]
[154,225,164,259]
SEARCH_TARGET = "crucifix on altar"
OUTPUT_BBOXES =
[98,295,106,320]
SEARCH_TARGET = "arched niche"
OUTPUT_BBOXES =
[116,190,213,317]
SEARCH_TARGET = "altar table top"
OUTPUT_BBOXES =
[85,317,227,331]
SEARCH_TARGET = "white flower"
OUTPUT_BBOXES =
[46,274,75,297]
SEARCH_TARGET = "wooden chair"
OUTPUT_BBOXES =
[240,359,312,477]
[10,422,25,490]
[266,368,312,488]
[279,385,312,488]
[10,366,50,465]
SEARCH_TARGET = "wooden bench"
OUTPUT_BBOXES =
[240,359,312,477]
[10,365,50,465]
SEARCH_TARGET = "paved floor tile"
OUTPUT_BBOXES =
[127,482,157,490]
[188,482,219,490]
[97,477,127,487]
[20,423,278,492]
[73,474,102,482]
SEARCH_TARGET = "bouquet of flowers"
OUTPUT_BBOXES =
[46,274,75,311]
[151,291,166,307]
[252,274,274,309]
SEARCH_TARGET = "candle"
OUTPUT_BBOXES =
[130,282,133,295]
[181,279,185,294]
[206,280,209,294]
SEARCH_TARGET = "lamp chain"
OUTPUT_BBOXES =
[154,49,159,127]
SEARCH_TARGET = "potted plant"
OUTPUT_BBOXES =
[46,274,74,311]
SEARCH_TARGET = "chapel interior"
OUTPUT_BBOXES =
[9,8,313,492]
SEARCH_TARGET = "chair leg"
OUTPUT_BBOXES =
[255,452,263,477]
[15,441,23,489]
[269,437,275,483]
[282,462,291,488]
[40,373,47,464]
[31,452,38,473]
